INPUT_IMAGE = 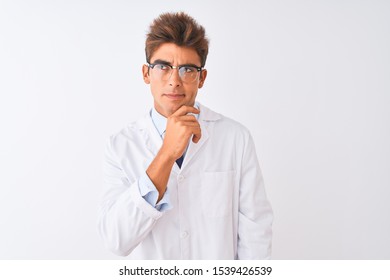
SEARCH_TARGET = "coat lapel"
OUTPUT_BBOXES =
[179,121,209,170]
[136,112,162,157]
[180,103,221,170]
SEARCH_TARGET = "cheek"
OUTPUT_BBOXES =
[149,80,163,94]
[184,85,199,98]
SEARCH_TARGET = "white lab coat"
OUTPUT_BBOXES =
[99,103,273,259]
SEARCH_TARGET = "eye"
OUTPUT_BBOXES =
[182,66,196,73]
[155,64,169,70]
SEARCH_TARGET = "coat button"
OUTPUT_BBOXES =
[180,231,188,238]
[177,175,184,182]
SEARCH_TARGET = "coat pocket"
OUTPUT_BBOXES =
[200,170,236,218]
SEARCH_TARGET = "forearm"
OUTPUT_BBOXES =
[146,148,176,202]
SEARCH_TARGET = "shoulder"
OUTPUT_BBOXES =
[106,113,151,151]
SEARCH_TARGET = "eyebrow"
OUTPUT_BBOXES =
[151,59,201,68]
[151,59,171,65]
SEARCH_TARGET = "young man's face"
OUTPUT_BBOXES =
[142,43,207,117]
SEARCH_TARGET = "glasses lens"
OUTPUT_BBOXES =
[179,66,199,83]
[151,64,171,80]
[150,64,200,83]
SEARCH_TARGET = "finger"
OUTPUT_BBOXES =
[192,129,202,143]
[176,125,200,136]
[190,126,202,143]
[178,121,200,127]
[174,115,197,122]
[171,105,200,117]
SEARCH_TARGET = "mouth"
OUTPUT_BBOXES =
[163,93,185,100]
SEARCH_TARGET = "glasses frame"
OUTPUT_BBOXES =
[147,62,203,83]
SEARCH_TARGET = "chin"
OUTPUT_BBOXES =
[156,100,193,116]
[167,104,182,115]
[165,101,184,109]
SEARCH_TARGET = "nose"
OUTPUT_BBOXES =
[168,68,181,87]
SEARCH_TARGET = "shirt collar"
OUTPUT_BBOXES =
[150,102,200,138]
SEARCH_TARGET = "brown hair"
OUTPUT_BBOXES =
[145,12,209,67]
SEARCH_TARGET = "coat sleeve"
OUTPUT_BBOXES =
[237,132,273,259]
[98,135,164,256]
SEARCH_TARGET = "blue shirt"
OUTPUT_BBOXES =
[138,103,200,211]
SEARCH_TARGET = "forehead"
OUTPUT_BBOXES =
[150,43,201,65]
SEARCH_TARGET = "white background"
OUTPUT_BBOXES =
[0,0,389,259]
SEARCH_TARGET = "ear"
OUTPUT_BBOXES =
[142,64,150,84]
[198,69,207,89]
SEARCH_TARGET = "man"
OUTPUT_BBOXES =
[99,12,273,259]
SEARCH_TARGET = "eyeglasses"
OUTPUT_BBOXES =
[147,63,203,83]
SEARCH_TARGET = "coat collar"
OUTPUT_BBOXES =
[135,103,221,173]
[197,102,221,122]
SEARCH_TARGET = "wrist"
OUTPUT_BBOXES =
[157,147,177,164]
